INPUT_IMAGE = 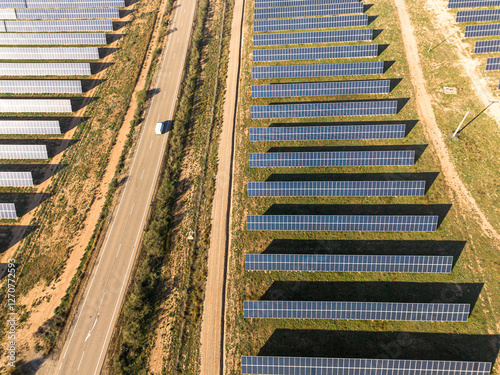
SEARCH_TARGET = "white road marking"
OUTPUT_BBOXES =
[150,140,153,149]
[129,203,135,215]
[84,314,99,343]
[77,352,85,371]
[141,170,145,180]
[116,244,122,258]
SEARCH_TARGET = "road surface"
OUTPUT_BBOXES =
[40,1,197,373]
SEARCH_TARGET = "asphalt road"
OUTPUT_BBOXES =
[42,1,197,374]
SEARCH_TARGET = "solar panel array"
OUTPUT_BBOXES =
[253,29,373,47]
[24,0,126,8]
[3,20,113,32]
[0,171,33,187]
[247,180,425,197]
[0,99,72,112]
[0,203,16,219]
[474,39,500,53]
[486,56,500,70]
[253,62,385,79]
[15,8,120,20]
[465,23,500,37]
[251,101,398,119]
[0,9,16,19]
[241,357,492,375]
[456,9,500,23]
[0,21,4,31]
[249,150,415,167]
[245,254,453,273]
[0,120,61,134]
[249,124,406,141]
[0,0,25,8]
[0,80,82,93]
[254,3,364,20]
[449,0,500,8]
[254,0,360,7]
[252,80,390,98]
[253,44,379,62]
[254,14,368,32]
[0,33,107,45]
[0,47,100,59]
[0,62,91,76]
[247,215,439,232]
[0,144,48,159]
[243,300,469,321]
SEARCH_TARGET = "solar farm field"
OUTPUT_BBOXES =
[224,0,500,374]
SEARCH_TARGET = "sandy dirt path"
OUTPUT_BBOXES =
[393,0,500,243]
[199,0,244,373]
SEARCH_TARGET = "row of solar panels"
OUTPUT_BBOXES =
[254,0,361,8]
[253,44,379,62]
[0,8,119,20]
[255,14,368,32]
[0,99,72,112]
[449,0,500,9]
[0,144,48,158]
[254,2,364,20]
[0,80,82,93]
[253,28,373,47]
[0,47,100,59]
[0,0,125,8]
[0,33,107,45]
[0,19,113,31]
[0,63,91,75]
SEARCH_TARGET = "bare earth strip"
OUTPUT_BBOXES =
[393,0,500,243]
[199,0,244,373]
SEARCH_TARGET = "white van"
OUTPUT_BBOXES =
[155,121,165,135]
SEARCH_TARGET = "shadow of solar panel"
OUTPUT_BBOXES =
[250,100,398,119]
[0,80,82,94]
[254,14,368,32]
[245,254,453,273]
[247,180,425,197]
[254,3,364,20]
[25,0,125,8]
[449,0,500,8]
[0,172,33,187]
[0,99,72,112]
[252,62,384,79]
[254,44,378,62]
[0,144,48,159]
[249,124,405,141]
[0,47,99,59]
[0,63,91,75]
[0,203,16,219]
[253,29,373,46]
[255,0,360,8]
[15,8,120,20]
[474,39,500,53]
[243,300,468,320]
[5,20,113,32]
[0,33,107,45]
[0,120,61,134]
[241,356,492,375]
[456,9,500,22]
[252,80,390,98]
[465,23,500,37]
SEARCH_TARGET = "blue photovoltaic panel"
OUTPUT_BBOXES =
[0,203,16,219]
[0,1,25,8]
[254,14,368,32]
[465,23,500,37]
[246,215,438,232]
[241,356,492,375]
[15,8,120,20]
[252,62,384,79]
[243,301,468,321]
[253,29,373,46]
[247,180,425,197]
[252,80,390,98]
[456,9,500,23]
[253,44,378,62]
[254,3,364,20]
[245,254,452,273]
[449,0,500,8]
[250,100,398,119]
[249,124,406,141]
[474,39,500,53]
[0,33,107,45]
[5,20,113,32]
[486,57,500,70]
[25,0,126,8]
[255,0,360,7]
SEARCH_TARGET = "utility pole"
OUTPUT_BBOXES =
[452,109,470,137]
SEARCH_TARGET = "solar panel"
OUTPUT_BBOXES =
[0,99,72,112]
[0,120,61,134]
[255,0,360,7]
[25,0,126,8]
[0,62,91,75]
[0,21,4,31]
[245,254,453,273]
[5,20,113,32]
[465,23,500,38]
[0,47,99,59]
[249,124,406,141]
[254,3,364,20]
[449,0,500,8]
[244,301,468,321]
[0,9,16,19]
[486,57,500,70]
[252,62,385,79]
[252,80,390,98]
[0,144,48,159]
[15,8,120,19]
[0,33,107,45]
[241,356,492,375]
[247,180,425,197]
[0,1,26,8]
[246,215,438,231]
[474,39,500,53]
[0,203,16,219]
[0,172,33,187]
[0,80,82,93]
[254,14,368,32]
[253,29,373,46]
[250,101,398,119]
[253,44,378,62]
[456,9,500,23]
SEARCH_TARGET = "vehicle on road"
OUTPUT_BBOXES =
[155,121,166,134]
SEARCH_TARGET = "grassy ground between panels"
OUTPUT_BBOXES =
[225,0,500,374]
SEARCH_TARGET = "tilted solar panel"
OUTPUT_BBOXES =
[254,0,360,8]
[449,0,500,8]
[5,20,113,32]
[254,14,368,32]
[15,8,120,19]
[0,21,5,31]
[253,29,373,46]
[456,9,500,23]
[25,0,126,8]
[0,203,16,219]
[241,356,492,375]
[0,172,34,187]
[0,62,91,76]
[0,144,48,159]
[253,44,378,62]
[0,33,107,45]
[0,80,82,93]
[465,23,500,37]
[254,3,364,20]
[252,62,385,79]
[0,0,26,9]
[0,9,16,19]
[474,39,500,53]
[245,254,452,273]
[0,99,72,112]
[0,120,61,134]
[0,47,99,59]
[247,180,425,197]
[486,57,500,70]
[249,124,406,141]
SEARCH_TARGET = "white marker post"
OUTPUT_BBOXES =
[452,109,470,137]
